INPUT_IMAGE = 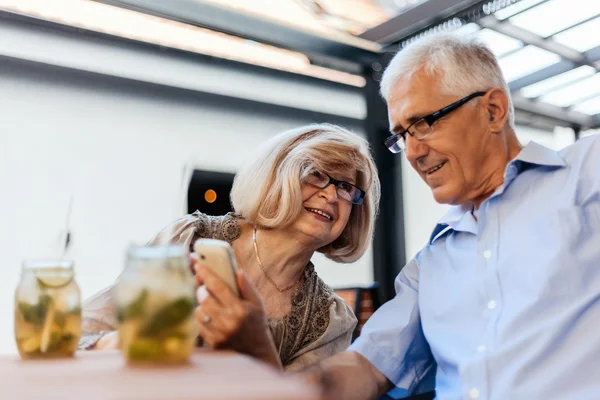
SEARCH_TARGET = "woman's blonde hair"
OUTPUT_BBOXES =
[231,123,380,263]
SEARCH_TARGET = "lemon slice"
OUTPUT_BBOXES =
[40,302,56,353]
[35,267,73,289]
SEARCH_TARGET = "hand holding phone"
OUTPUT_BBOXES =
[193,239,239,297]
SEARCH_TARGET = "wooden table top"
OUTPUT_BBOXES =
[0,349,319,400]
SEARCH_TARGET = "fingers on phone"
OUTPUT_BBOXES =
[196,285,209,303]
[197,265,237,304]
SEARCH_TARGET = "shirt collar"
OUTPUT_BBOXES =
[430,203,477,244]
[429,141,566,245]
[513,140,566,169]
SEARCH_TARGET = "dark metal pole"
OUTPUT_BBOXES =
[363,56,407,303]
[573,125,581,141]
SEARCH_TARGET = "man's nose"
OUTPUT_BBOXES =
[404,134,429,163]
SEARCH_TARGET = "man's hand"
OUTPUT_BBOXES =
[299,351,393,400]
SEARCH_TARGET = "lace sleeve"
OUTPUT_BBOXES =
[78,285,119,350]
[146,212,210,251]
[284,294,357,372]
[146,211,242,249]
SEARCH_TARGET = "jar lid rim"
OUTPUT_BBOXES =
[22,260,74,269]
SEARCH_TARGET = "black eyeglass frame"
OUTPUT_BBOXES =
[305,172,366,205]
[384,91,486,153]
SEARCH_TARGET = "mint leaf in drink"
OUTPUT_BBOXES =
[54,311,66,330]
[117,289,148,322]
[127,338,163,361]
[69,306,81,316]
[18,295,52,325]
[141,297,194,336]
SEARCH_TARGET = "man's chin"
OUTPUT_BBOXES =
[430,186,455,205]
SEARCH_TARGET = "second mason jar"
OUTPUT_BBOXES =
[115,245,196,364]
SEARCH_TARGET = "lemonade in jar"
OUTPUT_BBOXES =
[14,260,82,359]
[115,245,196,364]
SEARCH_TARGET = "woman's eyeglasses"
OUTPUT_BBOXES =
[303,170,365,205]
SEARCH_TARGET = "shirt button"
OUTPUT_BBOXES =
[483,250,492,259]
[469,388,480,399]
[477,345,486,353]
[488,300,497,310]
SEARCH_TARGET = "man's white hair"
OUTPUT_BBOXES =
[380,32,515,128]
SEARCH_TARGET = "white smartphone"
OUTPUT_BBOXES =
[193,238,239,297]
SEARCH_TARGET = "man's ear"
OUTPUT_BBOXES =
[484,88,509,133]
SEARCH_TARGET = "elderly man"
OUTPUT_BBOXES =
[301,33,600,399]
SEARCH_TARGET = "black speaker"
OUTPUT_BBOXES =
[187,170,235,216]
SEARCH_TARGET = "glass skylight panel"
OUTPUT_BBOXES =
[494,0,546,20]
[572,96,600,115]
[457,22,480,35]
[0,0,365,86]
[498,45,561,82]
[552,17,600,52]
[476,28,522,57]
[196,0,391,38]
[581,128,600,137]
[392,0,431,14]
[509,0,600,38]
[520,66,596,98]
[539,73,600,107]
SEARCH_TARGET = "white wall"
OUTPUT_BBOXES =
[0,22,372,353]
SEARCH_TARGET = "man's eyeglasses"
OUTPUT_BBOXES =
[303,170,366,205]
[384,91,486,153]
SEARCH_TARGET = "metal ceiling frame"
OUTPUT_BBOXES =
[477,14,600,129]
[91,0,600,129]
[512,95,595,127]
[478,15,584,63]
[360,0,600,130]
[93,0,382,71]
[359,0,483,44]
[508,45,600,93]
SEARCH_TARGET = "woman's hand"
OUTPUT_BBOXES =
[193,261,283,370]
[95,331,119,350]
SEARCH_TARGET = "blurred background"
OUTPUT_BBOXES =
[1,0,599,355]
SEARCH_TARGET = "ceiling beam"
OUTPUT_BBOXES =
[359,0,482,44]
[513,110,569,132]
[478,15,586,63]
[512,95,594,128]
[508,45,600,92]
[586,46,600,66]
[93,0,382,68]
[508,60,576,92]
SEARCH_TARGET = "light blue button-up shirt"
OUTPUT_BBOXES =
[349,135,600,399]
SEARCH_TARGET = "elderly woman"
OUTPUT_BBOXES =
[79,123,380,371]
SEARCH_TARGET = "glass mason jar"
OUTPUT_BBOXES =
[115,245,196,364]
[14,260,82,359]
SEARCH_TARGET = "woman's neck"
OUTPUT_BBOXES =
[236,224,315,292]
